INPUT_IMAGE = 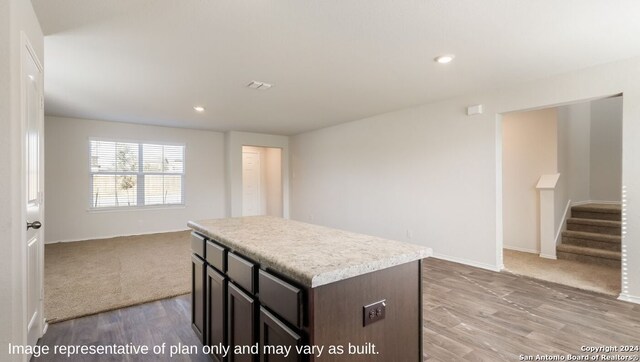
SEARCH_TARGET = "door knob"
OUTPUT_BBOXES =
[27,221,42,230]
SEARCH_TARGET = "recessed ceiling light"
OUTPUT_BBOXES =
[193,106,205,112]
[434,55,455,64]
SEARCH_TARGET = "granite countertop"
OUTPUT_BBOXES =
[188,216,431,288]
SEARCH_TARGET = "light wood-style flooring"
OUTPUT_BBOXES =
[33,295,208,362]
[424,258,640,361]
[35,258,640,361]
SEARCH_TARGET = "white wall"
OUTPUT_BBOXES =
[502,108,557,253]
[291,56,640,302]
[44,116,226,243]
[1,0,43,359]
[291,97,500,271]
[226,131,289,218]
[556,97,623,206]
[557,102,592,203]
[590,97,622,201]
[554,101,591,247]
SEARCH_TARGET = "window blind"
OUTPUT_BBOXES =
[90,140,185,208]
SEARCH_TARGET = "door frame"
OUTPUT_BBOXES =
[20,31,46,346]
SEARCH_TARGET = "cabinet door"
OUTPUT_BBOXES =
[207,266,227,362]
[191,253,206,343]
[259,307,304,362]
[228,282,257,362]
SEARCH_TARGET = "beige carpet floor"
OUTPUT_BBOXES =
[503,249,621,296]
[45,230,191,323]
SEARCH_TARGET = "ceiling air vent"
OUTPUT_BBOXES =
[247,81,272,90]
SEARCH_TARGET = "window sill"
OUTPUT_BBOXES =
[87,205,186,213]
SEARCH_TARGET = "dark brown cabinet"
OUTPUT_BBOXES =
[259,307,304,362]
[227,252,257,294]
[207,240,227,271]
[228,282,258,362]
[189,221,424,361]
[207,266,227,362]
[191,253,206,342]
[258,270,303,328]
[192,232,308,362]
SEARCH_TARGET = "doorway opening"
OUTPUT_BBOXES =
[242,146,283,217]
[500,96,623,296]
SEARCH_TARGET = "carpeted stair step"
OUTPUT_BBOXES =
[562,230,621,251]
[571,203,621,221]
[556,244,621,267]
[566,218,621,235]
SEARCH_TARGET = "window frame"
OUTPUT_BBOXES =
[88,137,186,211]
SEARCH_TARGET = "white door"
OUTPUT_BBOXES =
[23,37,44,347]
[242,151,262,216]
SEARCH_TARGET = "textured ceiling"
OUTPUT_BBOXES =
[32,0,640,135]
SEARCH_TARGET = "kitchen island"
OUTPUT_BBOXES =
[188,216,430,362]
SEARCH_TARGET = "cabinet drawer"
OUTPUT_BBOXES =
[227,253,257,294]
[191,232,206,259]
[258,270,303,328]
[206,240,226,272]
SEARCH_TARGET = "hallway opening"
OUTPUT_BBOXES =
[501,96,623,295]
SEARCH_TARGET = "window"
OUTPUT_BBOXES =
[90,139,185,209]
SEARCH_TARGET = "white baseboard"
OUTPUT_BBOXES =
[571,200,621,206]
[45,228,191,244]
[504,246,556,260]
[503,245,539,254]
[618,293,640,305]
[431,253,501,272]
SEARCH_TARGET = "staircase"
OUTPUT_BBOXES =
[556,203,621,267]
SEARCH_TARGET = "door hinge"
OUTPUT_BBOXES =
[41,97,44,109]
